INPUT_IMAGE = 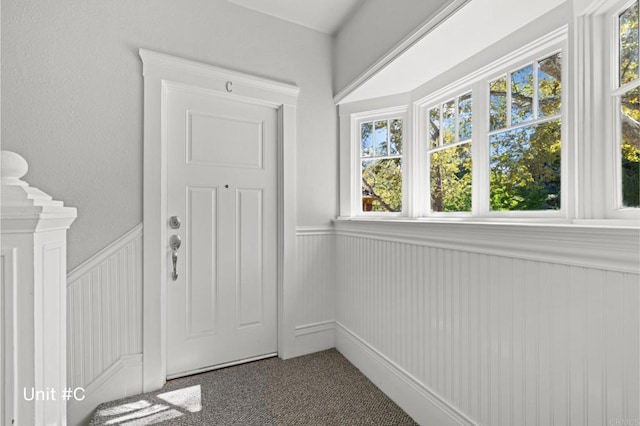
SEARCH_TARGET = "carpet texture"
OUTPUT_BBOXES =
[90,349,417,425]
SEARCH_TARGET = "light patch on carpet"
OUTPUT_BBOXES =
[157,385,202,413]
[105,405,169,424]
[120,409,183,426]
[97,400,152,417]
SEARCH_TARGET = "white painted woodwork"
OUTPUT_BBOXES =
[165,83,278,377]
[1,151,77,426]
[294,228,336,356]
[333,222,640,426]
[575,0,640,221]
[333,219,639,273]
[339,26,574,222]
[295,228,336,326]
[335,322,472,425]
[140,49,299,391]
[66,225,143,426]
[187,111,263,168]
[64,220,638,424]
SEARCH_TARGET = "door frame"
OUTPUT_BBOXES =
[139,49,299,392]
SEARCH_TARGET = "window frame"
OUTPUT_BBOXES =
[606,0,640,215]
[420,88,475,217]
[349,106,409,218]
[415,31,569,219]
[338,5,640,227]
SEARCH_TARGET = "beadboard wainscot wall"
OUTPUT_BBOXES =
[294,227,336,356]
[63,219,639,425]
[333,220,640,426]
[66,225,143,426]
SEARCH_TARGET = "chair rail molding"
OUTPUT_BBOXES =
[334,219,640,273]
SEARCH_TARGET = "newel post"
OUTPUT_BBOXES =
[1,151,77,425]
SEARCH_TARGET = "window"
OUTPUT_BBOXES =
[614,0,639,208]
[359,116,404,213]
[488,52,562,211]
[340,9,639,224]
[427,93,473,213]
[342,32,568,220]
[420,36,565,218]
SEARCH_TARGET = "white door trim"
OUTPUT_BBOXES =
[139,49,299,392]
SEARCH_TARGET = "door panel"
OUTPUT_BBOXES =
[166,85,277,377]
[236,188,263,329]
[186,186,218,338]
[188,111,263,168]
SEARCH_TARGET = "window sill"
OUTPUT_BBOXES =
[339,215,639,227]
[333,217,639,273]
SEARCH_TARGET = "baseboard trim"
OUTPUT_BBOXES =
[335,322,475,426]
[67,354,143,426]
[294,321,336,357]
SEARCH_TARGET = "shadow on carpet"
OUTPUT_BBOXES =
[90,349,417,425]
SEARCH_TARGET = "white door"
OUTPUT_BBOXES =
[165,85,278,378]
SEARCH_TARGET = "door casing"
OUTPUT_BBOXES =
[139,49,299,392]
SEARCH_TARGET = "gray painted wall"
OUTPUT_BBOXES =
[333,0,451,94]
[2,0,337,270]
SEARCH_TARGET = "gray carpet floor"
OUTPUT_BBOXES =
[90,349,417,425]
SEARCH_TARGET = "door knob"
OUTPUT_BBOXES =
[170,234,182,250]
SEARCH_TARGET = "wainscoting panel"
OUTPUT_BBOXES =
[334,230,639,426]
[67,225,143,425]
[294,228,336,356]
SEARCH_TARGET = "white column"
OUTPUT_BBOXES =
[1,151,77,426]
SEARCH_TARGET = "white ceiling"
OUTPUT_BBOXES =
[226,0,363,34]
[340,0,566,103]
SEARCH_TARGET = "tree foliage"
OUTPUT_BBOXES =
[490,120,561,210]
[488,53,562,211]
[362,158,402,212]
[361,119,402,212]
[430,141,472,212]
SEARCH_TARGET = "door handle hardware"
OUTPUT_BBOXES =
[170,234,182,250]
[171,251,178,281]
[170,234,182,281]
[169,216,181,229]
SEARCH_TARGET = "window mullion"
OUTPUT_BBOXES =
[473,80,490,216]
[412,104,426,217]
[533,60,540,119]
[405,108,419,218]
[506,73,512,128]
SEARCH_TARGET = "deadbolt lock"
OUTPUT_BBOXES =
[169,216,181,229]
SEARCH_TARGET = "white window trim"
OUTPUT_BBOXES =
[340,18,639,227]
[416,30,568,219]
[579,0,640,221]
[346,105,409,218]
[609,0,640,214]
[420,89,474,217]
[342,28,569,221]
